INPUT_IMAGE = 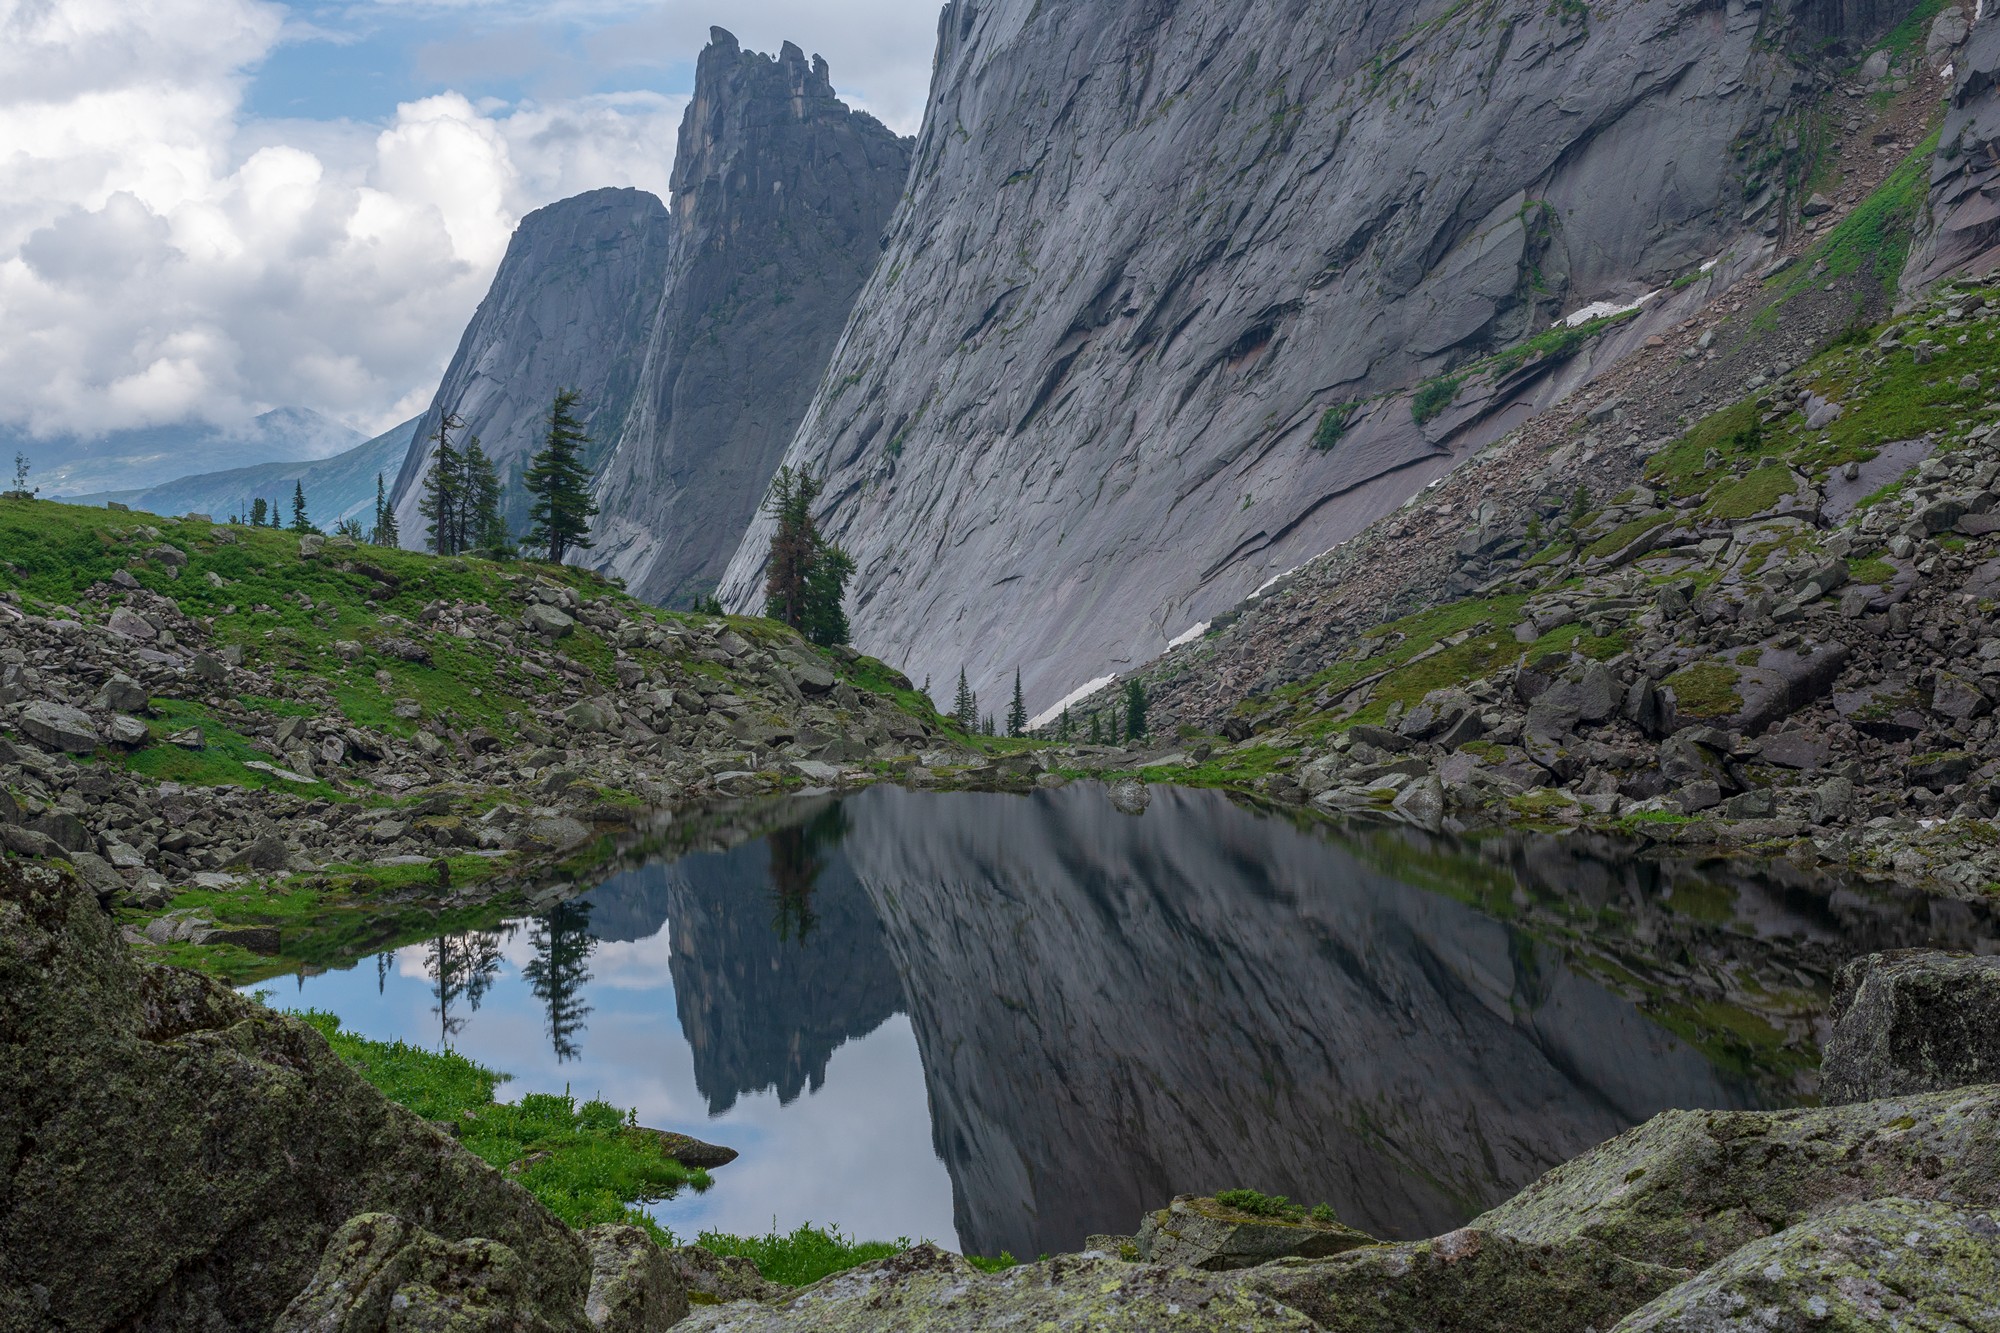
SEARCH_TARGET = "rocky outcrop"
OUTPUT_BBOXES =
[1903,11,1997,290]
[1610,1197,2000,1332]
[0,857,591,1332]
[387,188,673,543]
[720,0,1919,713]
[591,31,912,608]
[677,1244,1319,1332]
[1822,949,2000,1104]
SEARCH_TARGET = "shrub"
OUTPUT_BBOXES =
[1411,375,1464,425]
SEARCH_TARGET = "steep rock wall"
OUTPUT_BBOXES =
[387,187,671,544]
[719,0,1901,711]
[592,31,913,607]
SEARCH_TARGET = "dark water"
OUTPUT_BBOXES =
[269,784,1999,1257]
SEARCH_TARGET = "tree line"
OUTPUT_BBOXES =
[945,668,1149,743]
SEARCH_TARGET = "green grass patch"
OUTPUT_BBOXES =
[292,1010,709,1239]
[1411,374,1464,424]
[694,1224,910,1287]
[1701,465,1796,521]
[1645,399,1769,497]
[1580,512,1674,561]
[1847,554,1896,585]
[1662,661,1743,720]
[1766,131,1939,312]
[1213,1189,1337,1224]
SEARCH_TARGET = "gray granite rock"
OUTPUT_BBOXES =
[719,0,1893,716]
[1822,950,2000,1105]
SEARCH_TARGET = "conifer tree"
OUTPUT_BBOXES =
[1089,712,1102,744]
[289,481,315,534]
[761,465,854,645]
[370,473,400,547]
[1124,679,1148,742]
[981,713,995,736]
[1006,669,1028,737]
[463,436,509,556]
[951,668,978,733]
[250,497,268,527]
[524,390,597,562]
[1059,707,1073,740]
[420,412,467,555]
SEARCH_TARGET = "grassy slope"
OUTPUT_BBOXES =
[0,501,948,983]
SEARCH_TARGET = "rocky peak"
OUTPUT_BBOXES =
[589,31,912,607]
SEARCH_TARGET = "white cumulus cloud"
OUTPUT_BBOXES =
[0,0,685,441]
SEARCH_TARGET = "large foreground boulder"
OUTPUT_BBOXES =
[1610,1198,2000,1332]
[676,1245,1317,1331]
[1247,1228,1687,1333]
[1470,1088,2000,1270]
[1821,950,2000,1105]
[0,858,591,1332]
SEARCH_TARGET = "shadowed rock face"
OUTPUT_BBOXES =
[388,187,672,542]
[593,30,913,608]
[717,0,1914,713]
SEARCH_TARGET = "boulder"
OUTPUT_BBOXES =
[272,1212,586,1333]
[19,700,97,753]
[1134,1195,1373,1271]
[229,830,292,871]
[583,1224,687,1332]
[664,1245,784,1306]
[105,715,149,748]
[1472,1086,2000,1271]
[525,604,577,638]
[1755,730,1829,771]
[191,651,229,685]
[674,1245,1317,1332]
[91,672,148,712]
[635,1129,739,1170]
[297,534,324,558]
[105,607,156,641]
[1108,778,1152,814]
[1248,1228,1687,1333]
[1821,950,2000,1105]
[792,661,838,695]
[0,859,591,1332]
[1610,1198,2000,1332]
[31,810,92,853]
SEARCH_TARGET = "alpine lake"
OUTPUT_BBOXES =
[265,782,2000,1259]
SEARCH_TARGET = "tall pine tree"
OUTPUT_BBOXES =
[250,497,268,527]
[951,668,978,733]
[370,472,400,547]
[761,466,854,646]
[1124,679,1148,742]
[289,481,315,534]
[1006,669,1028,737]
[419,412,467,555]
[524,389,598,562]
[463,436,509,556]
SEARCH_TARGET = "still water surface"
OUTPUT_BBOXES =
[272,784,1999,1257]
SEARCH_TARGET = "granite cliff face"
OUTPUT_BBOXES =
[389,32,909,600]
[387,187,672,542]
[592,31,913,607]
[719,0,1916,711]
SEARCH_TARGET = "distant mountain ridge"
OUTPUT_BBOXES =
[11,407,365,498]
[68,417,420,529]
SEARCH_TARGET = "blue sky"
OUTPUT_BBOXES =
[0,0,935,446]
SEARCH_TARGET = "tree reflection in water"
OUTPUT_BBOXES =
[425,927,512,1046]
[524,899,597,1061]
[767,805,850,944]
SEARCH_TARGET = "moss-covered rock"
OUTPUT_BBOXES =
[1822,950,2000,1106]
[1247,1227,1688,1333]
[583,1224,688,1332]
[674,1244,1318,1331]
[272,1212,584,1333]
[1471,1089,2000,1271]
[1610,1198,2000,1331]
[0,858,590,1332]
[1135,1194,1374,1270]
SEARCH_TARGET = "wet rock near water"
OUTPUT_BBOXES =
[1822,949,2000,1105]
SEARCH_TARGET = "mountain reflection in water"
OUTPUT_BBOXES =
[292,784,2000,1258]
